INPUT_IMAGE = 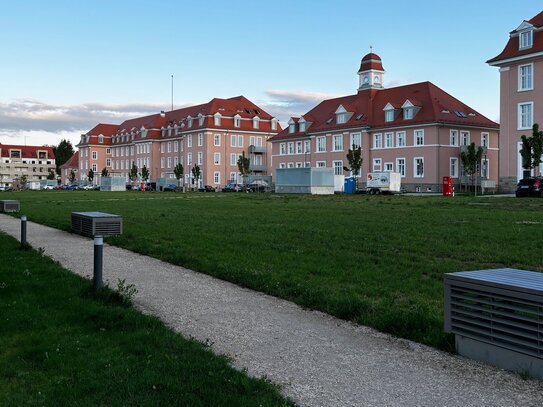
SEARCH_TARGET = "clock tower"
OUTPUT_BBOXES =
[357,52,385,91]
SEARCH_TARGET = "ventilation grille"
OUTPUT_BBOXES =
[71,212,122,238]
[445,270,543,359]
[0,200,20,213]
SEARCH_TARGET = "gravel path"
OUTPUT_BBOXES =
[1,214,541,406]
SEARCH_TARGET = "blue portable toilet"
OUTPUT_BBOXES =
[344,177,355,194]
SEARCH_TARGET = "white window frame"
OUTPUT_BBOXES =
[287,162,294,168]
[372,158,382,172]
[253,116,260,129]
[333,160,343,175]
[214,171,220,184]
[384,162,394,172]
[238,135,243,148]
[271,119,277,131]
[167,157,172,169]
[384,132,394,148]
[518,102,534,130]
[414,157,424,178]
[384,109,394,122]
[296,141,303,154]
[234,116,241,128]
[403,107,414,120]
[450,130,458,146]
[350,132,361,148]
[279,163,286,169]
[316,161,326,168]
[316,136,326,152]
[481,132,489,148]
[106,158,111,167]
[174,141,178,152]
[167,141,171,153]
[198,151,203,165]
[230,153,237,166]
[214,113,221,126]
[304,140,311,153]
[333,134,343,151]
[92,151,97,160]
[213,152,220,165]
[414,130,424,146]
[373,133,382,149]
[519,29,533,50]
[214,134,221,146]
[396,158,406,177]
[396,131,406,147]
[288,142,294,155]
[187,134,193,148]
[450,157,458,178]
[280,143,286,155]
[460,131,470,146]
[198,133,204,147]
[518,63,533,91]
[92,163,97,172]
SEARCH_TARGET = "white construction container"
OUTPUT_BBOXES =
[366,172,401,194]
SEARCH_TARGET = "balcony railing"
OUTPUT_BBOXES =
[249,145,267,154]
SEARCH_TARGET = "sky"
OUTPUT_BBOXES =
[0,0,542,148]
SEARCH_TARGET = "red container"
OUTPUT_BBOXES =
[442,176,452,196]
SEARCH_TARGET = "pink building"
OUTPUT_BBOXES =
[487,11,543,192]
[77,96,280,187]
[269,53,499,192]
[60,151,79,184]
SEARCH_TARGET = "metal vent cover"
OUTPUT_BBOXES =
[71,212,122,238]
[444,268,543,359]
[0,200,20,213]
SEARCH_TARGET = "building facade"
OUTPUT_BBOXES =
[0,144,56,188]
[77,96,280,187]
[269,53,499,192]
[487,11,543,192]
[60,151,79,185]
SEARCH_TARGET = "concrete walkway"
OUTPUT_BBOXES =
[1,214,541,407]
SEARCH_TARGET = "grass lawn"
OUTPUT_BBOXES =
[3,190,543,351]
[0,232,294,406]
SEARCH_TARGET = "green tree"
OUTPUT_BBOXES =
[69,169,76,184]
[346,144,363,190]
[140,165,150,182]
[173,163,184,188]
[101,167,109,178]
[19,175,28,191]
[87,169,94,184]
[47,169,56,180]
[129,162,139,183]
[521,124,543,178]
[53,140,74,175]
[460,142,484,194]
[191,165,201,189]
[237,151,251,189]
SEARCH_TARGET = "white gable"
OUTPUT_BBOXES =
[335,105,347,114]
[515,21,534,32]
[401,100,414,109]
[383,102,396,111]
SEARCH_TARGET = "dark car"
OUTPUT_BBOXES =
[222,183,242,192]
[246,181,270,192]
[163,184,178,192]
[516,178,542,197]
[198,185,216,192]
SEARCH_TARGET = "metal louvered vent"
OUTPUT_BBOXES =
[71,212,122,238]
[0,200,20,213]
[444,268,543,378]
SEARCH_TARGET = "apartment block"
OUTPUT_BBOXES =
[0,144,56,187]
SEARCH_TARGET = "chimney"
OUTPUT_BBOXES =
[160,111,166,118]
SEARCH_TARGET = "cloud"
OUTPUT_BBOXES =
[0,99,172,135]
[257,89,340,123]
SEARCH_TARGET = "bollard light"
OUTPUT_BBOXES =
[93,236,103,290]
[21,215,27,247]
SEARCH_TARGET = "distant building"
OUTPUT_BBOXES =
[0,144,56,188]
[60,151,79,184]
[487,10,543,192]
[269,53,499,192]
[77,96,280,187]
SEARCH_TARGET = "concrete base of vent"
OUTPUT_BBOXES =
[456,335,543,380]
[498,176,517,194]
[275,185,334,195]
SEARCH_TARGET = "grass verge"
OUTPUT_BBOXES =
[3,190,543,351]
[0,232,294,406]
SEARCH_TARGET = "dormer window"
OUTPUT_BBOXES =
[384,110,394,122]
[519,29,533,49]
[335,105,350,124]
[253,116,260,129]
[234,114,241,128]
[198,114,204,126]
[299,118,306,132]
[403,108,414,120]
[271,118,278,131]
[214,113,221,126]
[288,119,296,133]
[98,135,104,143]
[187,116,193,127]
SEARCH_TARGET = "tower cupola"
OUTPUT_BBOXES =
[357,52,385,91]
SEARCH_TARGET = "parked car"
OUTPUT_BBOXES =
[222,183,242,192]
[0,185,11,191]
[144,182,156,191]
[515,178,542,197]
[42,184,55,190]
[198,185,216,192]
[64,184,78,190]
[163,184,178,192]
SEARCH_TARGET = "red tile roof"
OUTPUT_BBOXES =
[358,53,384,72]
[269,81,498,142]
[487,11,543,65]
[60,151,79,169]
[78,96,281,147]
[0,144,55,159]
